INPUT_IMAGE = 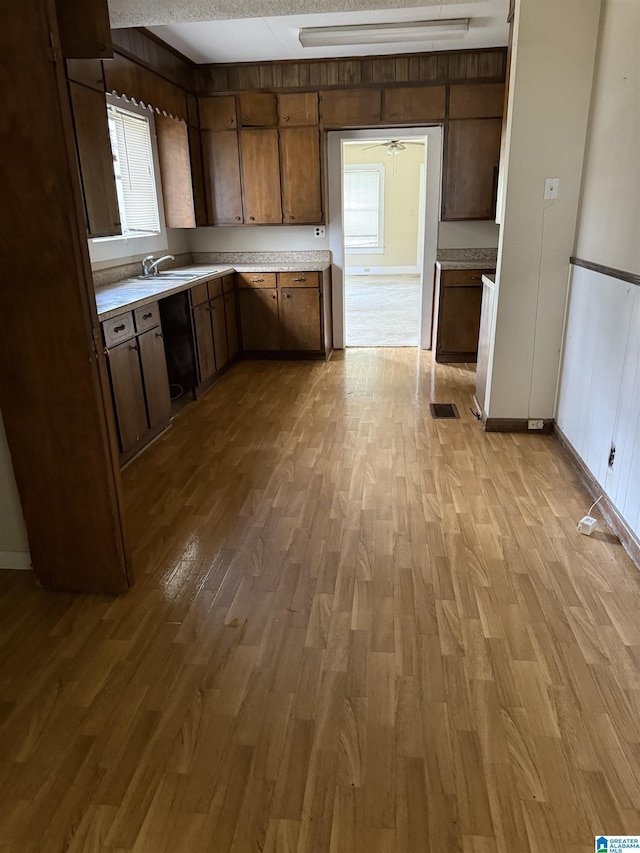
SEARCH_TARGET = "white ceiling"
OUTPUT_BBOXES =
[136,2,509,64]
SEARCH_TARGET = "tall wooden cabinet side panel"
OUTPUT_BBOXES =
[0,0,130,593]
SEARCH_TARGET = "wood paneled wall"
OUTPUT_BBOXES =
[196,48,507,94]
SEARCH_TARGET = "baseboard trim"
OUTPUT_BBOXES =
[0,550,32,570]
[345,265,419,276]
[484,417,554,434]
[554,425,640,571]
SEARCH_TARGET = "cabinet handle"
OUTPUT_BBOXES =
[229,118,234,125]
[249,216,255,221]
[270,294,277,299]
[251,278,265,283]
[292,277,306,282]
[283,292,290,298]
[235,216,241,221]
[156,332,164,338]
[129,344,138,351]
[113,324,126,333]
[283,116,289,122]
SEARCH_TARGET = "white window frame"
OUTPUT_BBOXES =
[88,95,167,266]
[343,163,385,255]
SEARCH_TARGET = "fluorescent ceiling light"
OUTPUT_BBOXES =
[299,18,469,48]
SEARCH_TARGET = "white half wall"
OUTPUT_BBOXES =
[485,0,602,420]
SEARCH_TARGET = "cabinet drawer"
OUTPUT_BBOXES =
[442,269,488,287]
[103,312,135,347]
[237,272,277,289]
[191,281,210,306]
[278,271,319,289]
[222,273,235,293]
[207,277,223,300]
[134,301,160,333]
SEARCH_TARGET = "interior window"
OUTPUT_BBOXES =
[343,164,385,250]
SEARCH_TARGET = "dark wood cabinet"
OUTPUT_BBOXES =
[193,303,216,385]
[320,88,382,127]
[240,129,282,224]
[187,125,208,226]
[278,92,318,126]
[239,288,280,351]
[239,92,277,126]
[202,130,244,224]
[432,267,495,363]
[103,304,172,462]
[280,127,322,224]
[280,288,322,351]
[225,291,240,360]
[443,118,503,220]
[138,327,172,429]
[68,80,121,237]
[155,115,196,228]
[190,276,240,395]
[382,86,446,123]
[449,83,505,119]
[210,296,229,371]
[107,339,149,455]
[199,95,237,130]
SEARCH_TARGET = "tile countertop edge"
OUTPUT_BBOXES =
[436,260,498,271]
[95,262,331,321]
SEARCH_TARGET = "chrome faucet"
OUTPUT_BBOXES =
[141,254,175,277]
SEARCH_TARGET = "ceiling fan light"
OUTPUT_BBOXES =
[299,18,470,49]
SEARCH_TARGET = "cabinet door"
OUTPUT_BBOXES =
[449,83,505,119]
[199,95,237,130]
[239,92,277,126]
[239,289,279,351]
[321,89,381,128]
[138,327,171,429]
[210,296,229,371]
[192,303,216,383]
[202,130,243,225]
[107,340,148,454]
[187,126,208,226]
[382,86,445,123]
[224,292,240,360]
[443,118,502,220]
[438,286,483,357]
[278,92,318,126]
[68,81,120,237]
[156,115,196,228]
[240,129,282,224]
[280,127,322,224]
[280,288,322,352]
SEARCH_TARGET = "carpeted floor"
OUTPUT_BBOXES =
[345,274,422,346]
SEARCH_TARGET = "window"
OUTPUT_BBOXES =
[343,164,385,252]
[107,103,161,237]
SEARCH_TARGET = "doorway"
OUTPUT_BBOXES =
[328,126,442,351]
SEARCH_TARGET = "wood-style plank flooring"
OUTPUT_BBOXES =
[1,348,640,852]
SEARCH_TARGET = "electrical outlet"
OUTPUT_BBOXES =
[544,178,559,200]
[528,419,544,430]
[313,226,325,238]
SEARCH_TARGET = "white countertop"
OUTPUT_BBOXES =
[95,262,330,321]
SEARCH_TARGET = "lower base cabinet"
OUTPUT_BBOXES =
[103,301,171,462]
[238,271,326,355]
[432,267,495,363]
[190,273,241,395]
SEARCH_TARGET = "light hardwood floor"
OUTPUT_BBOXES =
[1,348,640,852]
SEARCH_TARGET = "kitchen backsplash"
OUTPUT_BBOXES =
[92,252,192,288]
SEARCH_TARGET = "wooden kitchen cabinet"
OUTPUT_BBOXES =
[137,327,172,429]
[225,291,240,360]
[155,115,196,228]
[210,296,229,371]
[280,288,322,351]
[280,127,322,224]
[240,128,282,224]
[442,118,503,220]
[239,271,328,356]
[278,92,318,126]
[192,302,216,385]
[199,95,237,130]
[107,339,149,456]
[432,267,494,363]
[382,85,446,123]
[68,80,121,237]
[239,92,277,126]
[187,126,208,226]
[321,88,381,127]
[202,130,244,224]
[190,276,240,395]
[239,288,280,351]
[103,303,172,462]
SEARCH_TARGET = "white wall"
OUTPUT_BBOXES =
[438,221,500,249]
[556,0,640,541]
[484,0,602,420]
[188,224,330,254]
[0,412,30,569]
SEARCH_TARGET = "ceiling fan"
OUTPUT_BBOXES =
[362,140,424,156]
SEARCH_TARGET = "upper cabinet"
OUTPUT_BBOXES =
[382,86,446,123]
[202,129,244,224]
[155,115,196,228]
[199,95,237,130]
[68,78,121,237]
[239,92,278,127]
[240,128,282,224]
[280,127,322,224]
[321,89,382,128]
[443,118,503,220]
[278,92,319,126]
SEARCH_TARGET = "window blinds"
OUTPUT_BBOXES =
[343,168,382,248]
[108,106,160,235]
